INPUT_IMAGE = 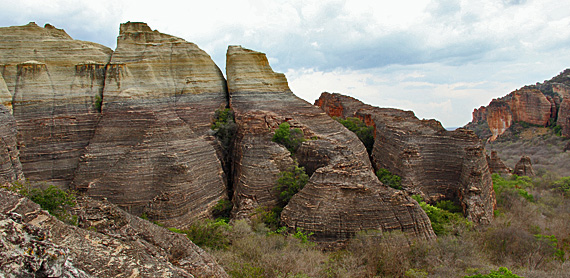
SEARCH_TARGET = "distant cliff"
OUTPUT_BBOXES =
[468,69,570,141]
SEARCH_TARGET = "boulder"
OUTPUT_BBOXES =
[226,46,435,243]
[0,22,113,187]
[513,156,535,177]
[71,22,228,228]
[486,151,512,175]
[316,92,496,224]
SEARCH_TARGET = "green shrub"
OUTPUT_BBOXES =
[272,122,305,153]
[293,227,314,245]
[6,181,77,225]
[412,195,468,235]
[553,176,570,196]
[463,267,522,278]
[552,125,562,136]
[168,219,231,250]
[276,165,309,205]
[335,117,375,153]
[213,199,233,220]
[211,108,237,151]
[492,174,535,204]
[434,200,463,213]
[94,94,103,112]
[376,168,402,190]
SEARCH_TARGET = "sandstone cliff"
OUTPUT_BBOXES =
[227,46,436,242]
[0,188,228,277]
[469,69,570,141]
[0,22,113,187]
[0,104,23,185]
[71,22,228,228]
[316,92,496,224]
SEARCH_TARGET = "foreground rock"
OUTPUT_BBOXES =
[71,22,228,228]
[0,104,23,185]
[469,69,570,141]
[226,46,435,243]
[0,22,113,187]
[0,188,228,277]
[316,93,496,224]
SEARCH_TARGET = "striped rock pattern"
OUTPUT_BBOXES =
[316,92,496,224]
[227,46,436,242]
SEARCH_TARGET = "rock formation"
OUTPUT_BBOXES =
[70,22,228,228]
[486,151,512,175]
[227,46,436,242]
[513,156,535,177]
[0,22,113,187]
[0,104,23,186]
[316,92,496,224]
[469,69,570,141]
[0,188,228,277]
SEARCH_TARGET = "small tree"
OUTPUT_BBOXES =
[276,165,309,205]
[272,122,305,153]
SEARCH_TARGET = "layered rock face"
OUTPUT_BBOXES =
[0,22,113,187]
[469,69,570,140]
[316,93,496,224]
[227,46,435,242]
[0,104,23,185]
[486,151,512,175]
[71,22,228,228]
[0,188,228,277]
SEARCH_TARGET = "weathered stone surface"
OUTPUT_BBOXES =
[472,106,487,123]
[558,95,570,137]
[486,151,512,175]
[0,188,229,277]
[0,104,23,186]
[509,88,552,126]
[0,75,11,111]
[0,22,113,187]
[227,46,435,242]
[71,22,228,228]
[486,99,514,141]
[513,156,535,177]
[316,92,496,224]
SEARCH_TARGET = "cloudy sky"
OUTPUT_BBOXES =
[2,0,570,127]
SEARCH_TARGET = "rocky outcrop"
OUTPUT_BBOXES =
[513,156,535,177]
[0,188,228,277]
[0,22,113,187]
[0,104,23,186]
[227,46,435,243]
[316,92,496,224]
[486,151,512,175]
[468,69,570,140]
[71,22,228,228]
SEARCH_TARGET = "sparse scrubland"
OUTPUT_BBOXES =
[159,171,569,278]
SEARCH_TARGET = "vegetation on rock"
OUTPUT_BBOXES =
[212,108,237,152]
[4,181,77,225]
[272,122,305,153]
[276,165,309,206]
[376,168,402,190]
[412,195,469,235]
[334,116,375,153]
